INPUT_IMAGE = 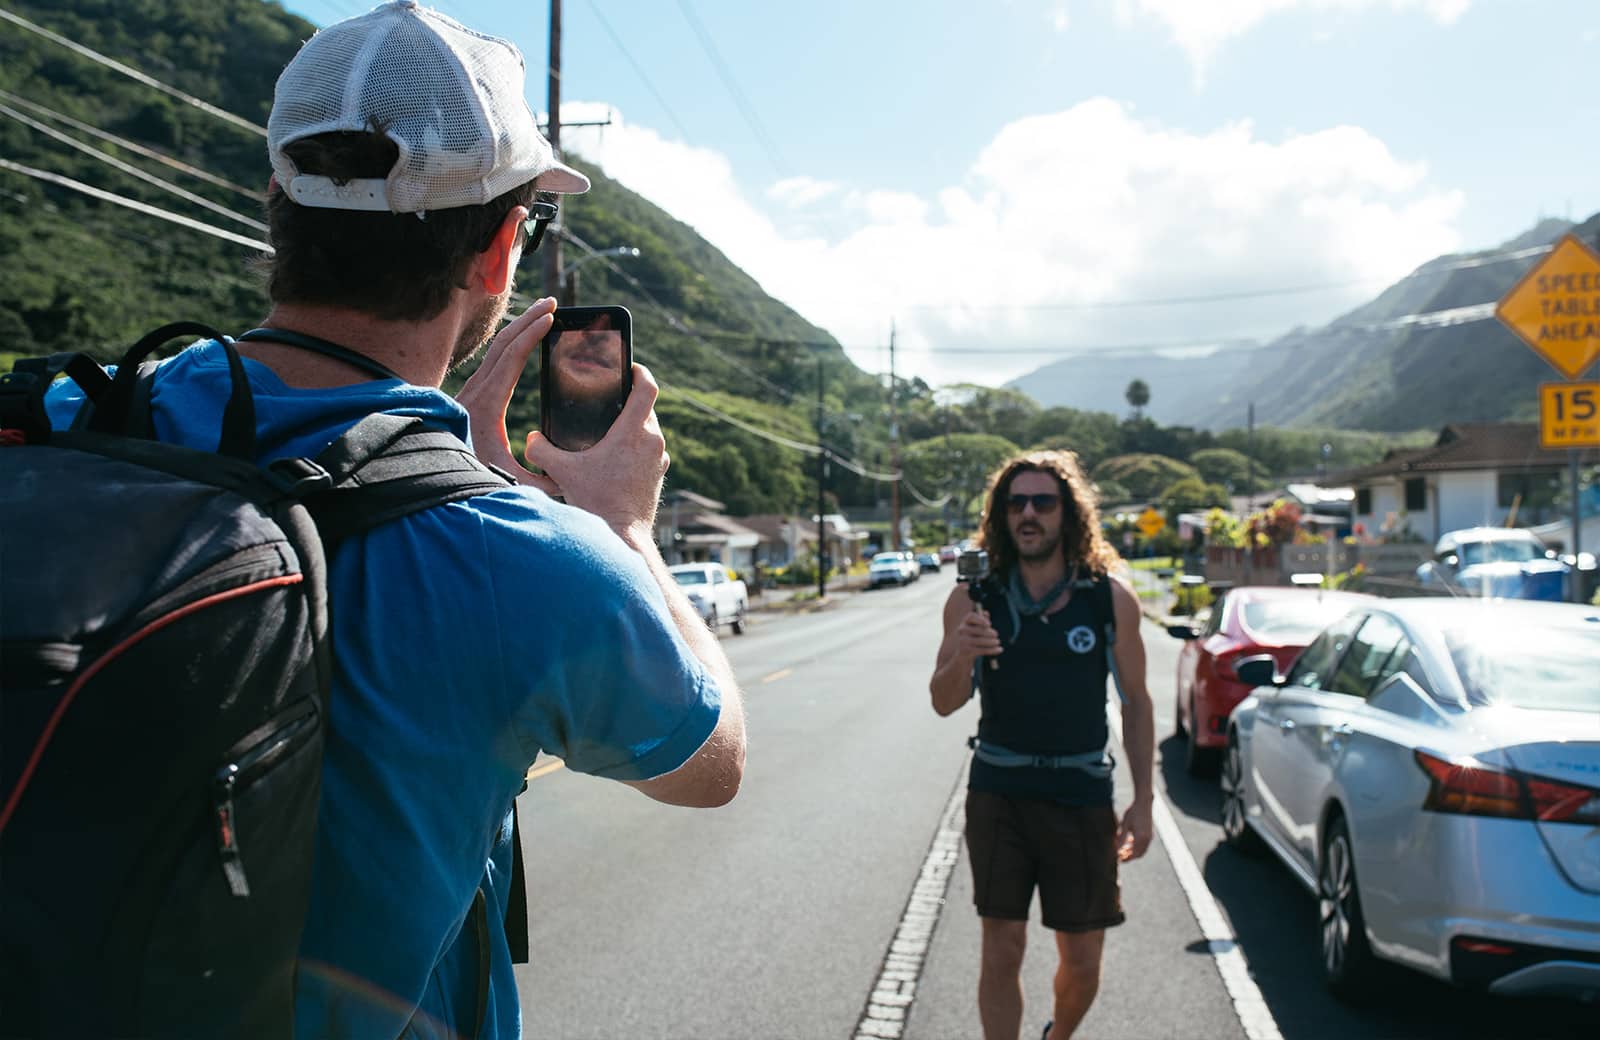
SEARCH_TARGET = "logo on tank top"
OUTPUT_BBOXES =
[1066,625,1097,654]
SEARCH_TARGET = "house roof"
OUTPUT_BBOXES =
[1333,423,1598,483]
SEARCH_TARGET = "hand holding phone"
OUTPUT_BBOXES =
[539,306,633,452]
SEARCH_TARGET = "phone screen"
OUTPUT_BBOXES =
[539,306,632,451]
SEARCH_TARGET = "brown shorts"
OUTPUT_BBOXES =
[964,789,1125,933]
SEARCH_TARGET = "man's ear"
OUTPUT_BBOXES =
[477,205,527,294]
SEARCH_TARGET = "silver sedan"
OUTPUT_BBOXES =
[1221,598,1600,1002]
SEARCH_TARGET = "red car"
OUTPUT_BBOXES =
[1168,586,1374,776]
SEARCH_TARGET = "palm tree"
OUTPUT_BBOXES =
[1125,379,1151,420]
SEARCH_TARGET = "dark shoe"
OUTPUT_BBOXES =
[1041,1021,1053,1040]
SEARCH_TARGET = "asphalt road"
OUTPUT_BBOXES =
[513,574,1600,1039]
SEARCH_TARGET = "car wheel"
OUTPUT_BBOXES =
[1184,693,1219,777]
[1319,815,1384,1000]
[707,607,718,632]
[1220,735,1263,855]
[731,603,746,635]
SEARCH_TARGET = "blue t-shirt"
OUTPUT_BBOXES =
[45,341,721,1039]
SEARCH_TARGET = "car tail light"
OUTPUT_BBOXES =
[1415,750,1600,824]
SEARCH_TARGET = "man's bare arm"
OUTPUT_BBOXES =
[1110,574,1155,860]
[618,528,745,807]
[930,586,998,716]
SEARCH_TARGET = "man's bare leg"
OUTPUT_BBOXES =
[1044,929,1105,1039]
[978,917,1029,1040]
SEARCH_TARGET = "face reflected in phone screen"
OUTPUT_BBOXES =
[548,316,625,451]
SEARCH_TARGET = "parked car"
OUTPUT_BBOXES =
[1168,587,1374,776]
[668,563,748,634]
[1416,527,1571,601]
[939,545,960,564]
[1222,599,1600,1002]
[917,552,942,574]
[869,551,913,588]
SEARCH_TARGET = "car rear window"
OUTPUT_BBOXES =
[672,571,707,586]
[1445,624,1600,711]
[1240,598,1357,645]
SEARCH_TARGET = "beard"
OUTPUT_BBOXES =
[1013,524,1063,563]
[448,289,511,374]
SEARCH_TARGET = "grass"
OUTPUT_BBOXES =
[1129,556,1176,571]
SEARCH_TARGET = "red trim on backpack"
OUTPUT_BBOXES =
[0,429,27,446]
[0,574,305,836]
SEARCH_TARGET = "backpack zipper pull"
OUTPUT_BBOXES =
[213,764,251,897]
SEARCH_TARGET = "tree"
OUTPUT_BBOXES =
[1189,448,1253,490]
[902,432,1023,522]
[1091,453,1198,502]
[1124,379,1151,420]
[1158,477,1232,515]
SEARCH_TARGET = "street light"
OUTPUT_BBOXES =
[558,246,641,306]
[560,246,640,280]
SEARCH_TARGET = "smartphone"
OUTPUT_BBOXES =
[539,305,633,452]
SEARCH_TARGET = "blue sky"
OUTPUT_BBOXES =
[283,1,1600,388]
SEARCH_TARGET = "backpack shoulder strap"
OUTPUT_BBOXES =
[287,413,534,967]
[289,413,515,546]
[1089,573,1126,704]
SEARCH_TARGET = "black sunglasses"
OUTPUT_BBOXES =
[1006,493,1061,515]
[521,200,559,251]
[482,200,559,253]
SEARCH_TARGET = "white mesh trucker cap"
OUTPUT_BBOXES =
[268,0,589,213]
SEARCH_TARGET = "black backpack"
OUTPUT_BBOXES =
[0,324,519,1038]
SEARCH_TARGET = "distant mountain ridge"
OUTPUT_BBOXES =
[1009,217,1582,432]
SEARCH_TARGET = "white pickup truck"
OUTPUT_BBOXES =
[668,563,749,635]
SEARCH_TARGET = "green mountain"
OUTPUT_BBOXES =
[0,0,889,515]
[1009,217,1584,433]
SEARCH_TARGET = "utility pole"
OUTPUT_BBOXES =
[1246,402,1256,513]
[816,356,828,601]
[889,320,901,553]
[942,395,953,542]
[541,0,564,302]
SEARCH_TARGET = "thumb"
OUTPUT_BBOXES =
[524,430,572,474]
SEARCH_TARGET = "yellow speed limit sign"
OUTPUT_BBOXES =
[1136,507,1166,539]
[1539,382,1600,449]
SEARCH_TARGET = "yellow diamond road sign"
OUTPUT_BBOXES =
[1496,234,1600,380]
[1136,507,1165,539]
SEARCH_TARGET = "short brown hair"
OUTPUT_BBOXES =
[977,450,1122,578]
[261,129,539,321]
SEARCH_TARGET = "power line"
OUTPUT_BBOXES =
[0,103,268,232]
[0,90,264,202]
[672,0,788,176]
[0,6,266,138]
[902,242,1558,314]
[0,159,272,253]
[584,0,694,142]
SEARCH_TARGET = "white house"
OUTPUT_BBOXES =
[1336,423,1597,545]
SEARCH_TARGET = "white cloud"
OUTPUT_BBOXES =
[769,176,841,208]
[1117,0,1469,79]
[1050,1,1071,32]
[560,99,1462,389]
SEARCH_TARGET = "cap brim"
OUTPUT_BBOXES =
[535,161,590,194]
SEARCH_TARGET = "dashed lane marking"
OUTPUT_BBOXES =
[760,667,794,684]
[852,754,970,1039]
[525,758,565,782]
[1108,709,1283,1040]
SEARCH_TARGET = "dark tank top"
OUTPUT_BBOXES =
[968,572,1113,805]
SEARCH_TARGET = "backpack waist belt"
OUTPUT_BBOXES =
[966,737,1114,778]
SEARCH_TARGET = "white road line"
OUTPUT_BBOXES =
[853,756,970,1040]
[1109,709,1283,1040]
